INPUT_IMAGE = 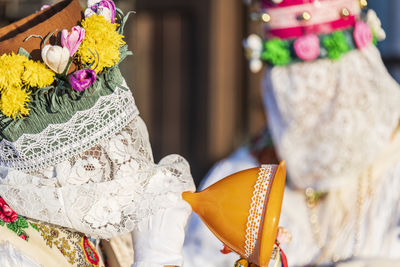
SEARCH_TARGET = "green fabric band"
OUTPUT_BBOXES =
[0,66,124,142]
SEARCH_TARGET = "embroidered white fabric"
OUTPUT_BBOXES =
[0,241,42,267]
[263,45,400,190]
[0,81,138,173]
[0,115,195,239]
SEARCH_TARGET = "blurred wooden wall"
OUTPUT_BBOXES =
[0,0,86,25]
[128,0,267,185]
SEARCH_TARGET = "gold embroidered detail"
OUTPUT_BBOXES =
[32,219,102,266]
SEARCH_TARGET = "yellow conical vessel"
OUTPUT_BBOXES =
[183,161,286,267]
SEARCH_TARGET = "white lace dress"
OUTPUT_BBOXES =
[0,81,195,265]
[183,45,400,267]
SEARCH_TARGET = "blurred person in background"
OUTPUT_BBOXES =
[184,0,400,266]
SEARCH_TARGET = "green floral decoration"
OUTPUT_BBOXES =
[371,28,378,46]
[1,216,31,241]
[322,31,351,60]
[30,222,40,232]
[261,39,291,66]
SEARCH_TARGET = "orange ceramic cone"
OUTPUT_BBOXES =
[182,161,286,267]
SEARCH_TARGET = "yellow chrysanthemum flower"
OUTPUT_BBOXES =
[77,15,125,73]
[0,53,28,91]
[0,87,31,119]
[22,60,55,88]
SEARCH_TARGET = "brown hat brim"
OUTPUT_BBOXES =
[0,0,83,61]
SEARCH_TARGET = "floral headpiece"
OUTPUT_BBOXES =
[244,0,386,72]
[0,0,132,131]
[0,0,137,172]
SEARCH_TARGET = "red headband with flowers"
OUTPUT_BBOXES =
[243,0,384,71]
[260,0,361,39]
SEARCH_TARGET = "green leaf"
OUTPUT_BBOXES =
[87,48,100,70]
[29,222,40,232]
[16,217,29,229]
[43,28,58,47]
[118,45,133,65]
[24,34,44,43]
[261,39,291,66]
[7,222,18,233]
[372,28,378,46]
[322,31,350,60]
[61,57,74,77]
[118,11,135,35]
[115,7,125,24]
[0,220,4,226]
[18,47,32,59]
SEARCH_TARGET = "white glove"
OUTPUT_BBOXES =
[131,194,192,267]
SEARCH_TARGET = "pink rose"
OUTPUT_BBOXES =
[0,197,18,223]
[20,234,27,240]
[61,26,85,57]
[294,34,320,61]
[353,21,373,49]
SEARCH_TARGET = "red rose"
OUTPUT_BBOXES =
[0,197,18,223]
[19,234,27,240]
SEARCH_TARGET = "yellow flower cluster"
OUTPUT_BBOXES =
[0,53,27,89]
[22,60,55,89]
[0,53,55,119]
[0,88,31,119]
[77,15,125,73]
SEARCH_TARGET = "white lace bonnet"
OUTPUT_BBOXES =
[0,0,137,173]
[245,0,400,190]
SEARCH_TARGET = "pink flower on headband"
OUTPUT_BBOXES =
[354,21,373,49]
[294,34,320,61]
[69,69,97,91]
[61,26,85,57]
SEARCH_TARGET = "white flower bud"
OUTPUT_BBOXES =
[41,45,70,74]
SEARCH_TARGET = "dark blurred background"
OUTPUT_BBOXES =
[0,0,399,185]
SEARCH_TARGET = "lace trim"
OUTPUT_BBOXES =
[244,165,277,258]
[0,117,195,239]
[0,80,138,172]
